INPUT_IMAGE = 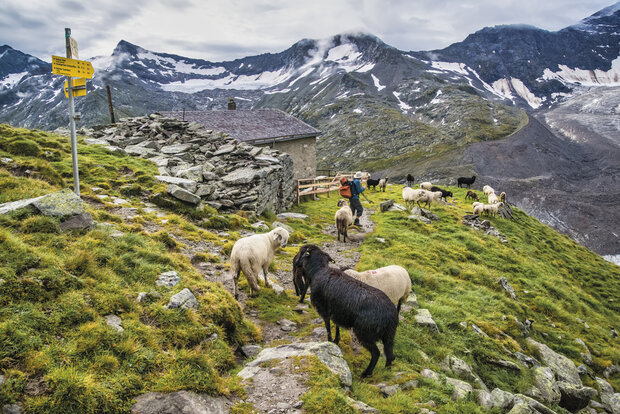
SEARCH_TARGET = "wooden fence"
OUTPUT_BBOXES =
[295,172,369,205]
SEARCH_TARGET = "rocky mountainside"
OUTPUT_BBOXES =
[0,4,618,257]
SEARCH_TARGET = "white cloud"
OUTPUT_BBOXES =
[0,0,614,62]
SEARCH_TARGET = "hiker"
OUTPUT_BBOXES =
[350,171,372,226]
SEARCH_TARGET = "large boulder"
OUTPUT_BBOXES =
[238,341,352,387]
[527,338,581,386]
[131,391,229,414]
[527,366,561,404]
[556,381,597,412]
[596,377,620,414]
[166,184,200,205]
[167,288,198,310]
[415,309,439,332]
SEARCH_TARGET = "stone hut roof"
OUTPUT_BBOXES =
[160,109,321,145]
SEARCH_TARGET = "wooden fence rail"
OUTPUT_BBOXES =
[295,172,369,205]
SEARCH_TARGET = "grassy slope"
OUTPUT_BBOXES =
[1,124,618,413]
[283,185,619,413]
[0,125,260,413]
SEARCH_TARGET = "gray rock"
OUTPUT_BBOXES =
[446,377,474,400]
[475,390,493,409]
[59,212,95,231]
[276,212,308,220]
[167,184,201,204]
[405,292,419,308]
[271,221,293,234]
[379,199,394,212]
[388,203,409,212]
[490,388,515,410]
[167,288,198,310]
[131,391,229,414]
[155,176,197,193]
[490,359,522,371]
[595,377,620,414]
[402,379,418,390]
[2,404,22,414]
[498,277,517,299]
[557,381,597,412]
[605,365,620,378]
[415,309,439,332]
[175,166,203,182]
[213,144,235,156]
[268,278,284,295]
[222,167,265,185]
[251,221,270,231]
[0,157,14,164]
[241,345,262,358]
[239,342,352,386]
[104,315,124,333]
[161,144,191,154]
[514,352,540,368]
[3,188,87,218]
[156,271,181,287]
[277,319,297,332]
[442,355,488,392]
[380,385,400,397]
[408,214,432,224]
[527,338,582,386]
[527,366,561,404]
[311,327,327,338]
[84,138,109,145]
[0,375,5,386]
[124,145,156,157]
[345,397,379,413]
[471,323,488,336]
[411,206,439,221]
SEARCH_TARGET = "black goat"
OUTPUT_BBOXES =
[293,244,398,377]
[430,186,453,201]
[406,174,415,187]
[367,178,380,190]
[457,175,476,188]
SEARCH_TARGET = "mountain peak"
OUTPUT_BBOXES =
[113,40,142,56]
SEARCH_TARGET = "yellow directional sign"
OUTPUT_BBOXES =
[64,77,87,98]
[52,55,94,79]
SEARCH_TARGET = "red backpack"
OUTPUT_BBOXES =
[339,177,353,198]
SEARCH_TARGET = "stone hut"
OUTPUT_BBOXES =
[161,109,320,180]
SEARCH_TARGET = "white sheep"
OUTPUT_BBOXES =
[483,185,495,197]
[378,178,387,192]
[473,204,485,215]
[472,201,483,209]
[420,181,433,190]
[403,187,427,209]
[483,202,503,217]
[229,227,289,298]
[425,191,443,209]
[335,199,353,242]
[488,192,499,205]
[343,265,412,312]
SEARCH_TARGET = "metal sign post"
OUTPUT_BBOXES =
[65,28,80,196]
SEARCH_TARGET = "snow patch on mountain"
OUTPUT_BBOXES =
[603,254,620,266]
[137,51,226,76]
[371,74,385,91]
[160,68,296,92]
[430,61,469,75]
[326,44,361,63]
[491,78,542,108]
[393,91,411,112]
[355,63,375,73]
[541,57,620,86]
[91,53,130,72]
[0,71,28,88]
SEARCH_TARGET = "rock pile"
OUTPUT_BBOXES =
[80,114,295,214]
[462,214,508,243]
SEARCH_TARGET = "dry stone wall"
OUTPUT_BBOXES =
[80,114,295,214]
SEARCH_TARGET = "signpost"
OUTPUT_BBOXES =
[51,28,95,197]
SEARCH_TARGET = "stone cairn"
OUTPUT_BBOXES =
[79,113,296,215]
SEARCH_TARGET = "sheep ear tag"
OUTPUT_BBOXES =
[305,251,310,255]
[330,260,335,263]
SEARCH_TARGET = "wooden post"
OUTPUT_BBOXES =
[296,179,300,205]
[65,28,80,196]
[106,85,115,123]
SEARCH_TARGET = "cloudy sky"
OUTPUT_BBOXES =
[0,0,615,62]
